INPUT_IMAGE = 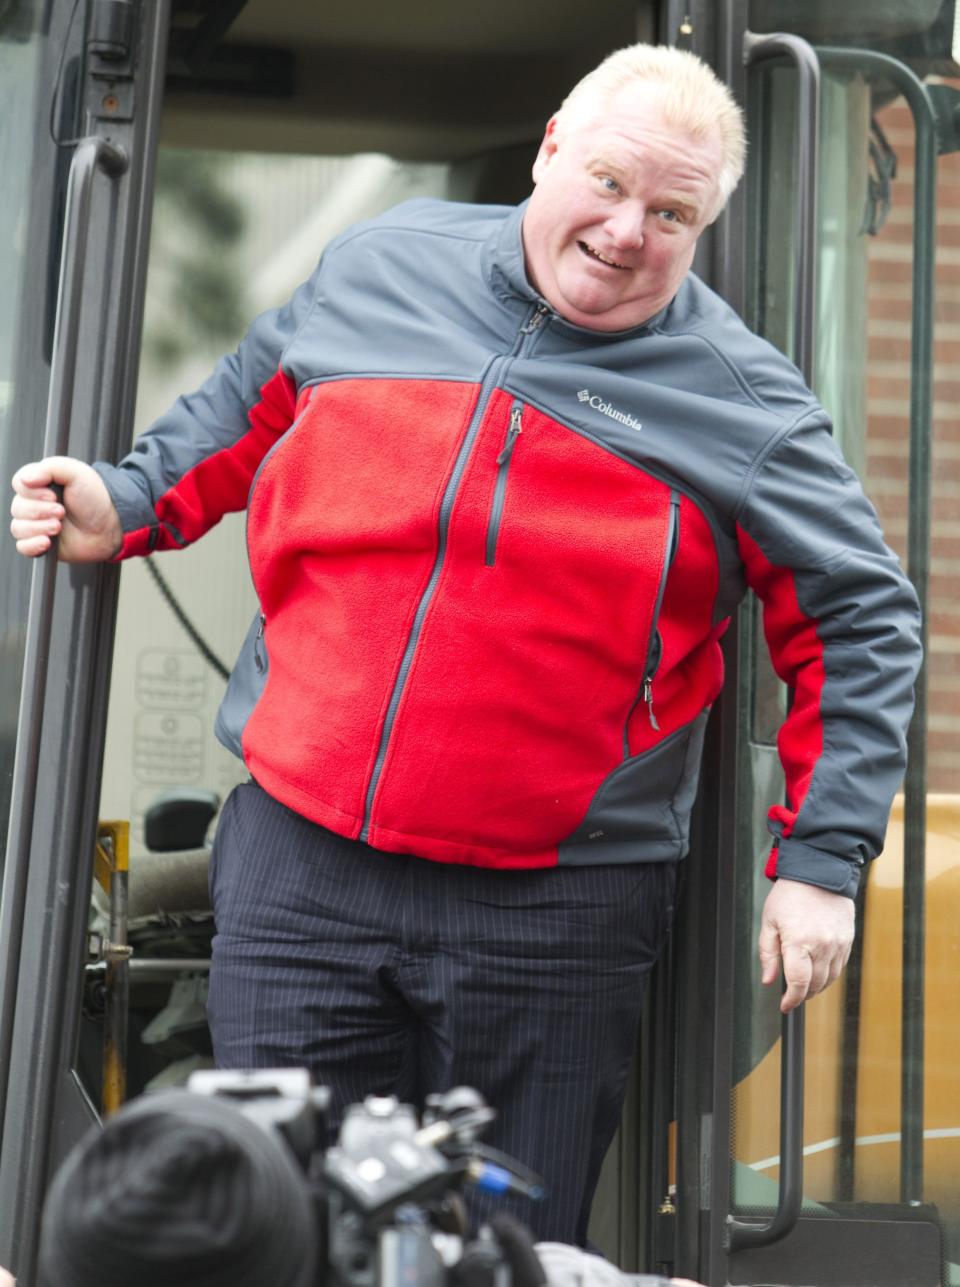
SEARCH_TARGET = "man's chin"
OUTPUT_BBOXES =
[550,283,623,325]
[555,270,676,329]
[549,269,653,324]
[557,294,652,332]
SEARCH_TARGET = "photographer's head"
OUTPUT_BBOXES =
[39,1090,317,1287]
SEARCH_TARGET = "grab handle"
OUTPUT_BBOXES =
[0,135,127,1125]
[724,31,820,1254]
[727,1001,806,1251]
[742,31,820,385]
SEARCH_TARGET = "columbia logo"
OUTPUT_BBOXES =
[576,389,643,432]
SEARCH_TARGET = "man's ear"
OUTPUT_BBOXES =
[531,116,561,184]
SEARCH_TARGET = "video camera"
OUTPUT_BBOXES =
[186,1068,673,1287]
[187,1068,547,1287]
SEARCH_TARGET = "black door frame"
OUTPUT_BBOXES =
[0,2,170,1278]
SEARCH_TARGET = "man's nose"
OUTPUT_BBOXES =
[605,203,646,250]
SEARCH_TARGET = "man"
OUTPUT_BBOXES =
[10,43,921,1244]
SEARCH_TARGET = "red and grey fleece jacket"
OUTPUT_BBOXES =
[95,199,922,895]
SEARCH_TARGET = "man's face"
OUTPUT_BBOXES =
[522,82,723,331]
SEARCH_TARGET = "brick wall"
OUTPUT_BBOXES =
[865,90,959,792]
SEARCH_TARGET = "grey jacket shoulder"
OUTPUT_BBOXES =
[661,273,821,424]
[330,198,513,249]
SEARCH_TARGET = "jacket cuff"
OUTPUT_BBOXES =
[93,461,161,560]
[93,461,158,535]
[768,837,862,899]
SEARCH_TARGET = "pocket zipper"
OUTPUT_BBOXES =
[641,491,681,727]
[253,612,266,674]
[484,402,523,567]
[624,490,681,752]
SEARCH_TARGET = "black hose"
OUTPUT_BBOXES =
[144,556,231,682]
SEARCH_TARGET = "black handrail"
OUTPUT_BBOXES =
[727,1002,806,1252]
[742,31,821,387]
[0,136,127,1134]
[725,29,821,1255]
[1,4,183,1274]
[815,46,935,1207]
[837,871,870,1200]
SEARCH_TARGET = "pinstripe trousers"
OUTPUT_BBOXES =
[206,780,679,1245]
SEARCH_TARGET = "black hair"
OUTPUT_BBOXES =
[38,1090,318,1287]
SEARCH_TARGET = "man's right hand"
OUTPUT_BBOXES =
[10,457,122,562]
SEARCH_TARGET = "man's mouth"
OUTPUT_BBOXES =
[578,241,629,270]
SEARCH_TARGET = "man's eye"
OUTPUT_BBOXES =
[598,175,620,193]
[659,209,682,223]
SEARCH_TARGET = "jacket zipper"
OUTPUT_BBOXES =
[484,401,523,567]
[253,613,266,673]
[360,302,551,840]
[624,490,681,754]
[520,304,549,336]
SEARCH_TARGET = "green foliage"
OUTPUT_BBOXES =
[0,0,35,42]
[144,150,248,371]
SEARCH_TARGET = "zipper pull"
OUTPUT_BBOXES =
[521,304,549,334]
[254,613,266,674]
[643,677,660,731]
[496,407,523,465]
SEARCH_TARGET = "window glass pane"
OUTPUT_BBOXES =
[0,5,55,878]
[0,23,42,414]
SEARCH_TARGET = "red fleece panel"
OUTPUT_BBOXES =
[365,390,676,865]
[117,367,298,557]
[626,495,724,757]
[116,527,158,559]
[736,526,826,873]
[242,377,481,832]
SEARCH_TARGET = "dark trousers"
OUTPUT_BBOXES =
[206,780,679,1244]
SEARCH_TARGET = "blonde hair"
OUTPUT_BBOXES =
[556,43,746,221]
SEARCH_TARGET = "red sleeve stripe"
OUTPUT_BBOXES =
[117,367,297,557]
[736,526,826,876]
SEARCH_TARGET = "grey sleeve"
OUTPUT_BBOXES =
[736,410,922,896]
[94,262,323,556]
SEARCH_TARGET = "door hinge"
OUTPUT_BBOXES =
[86,0,136,123]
